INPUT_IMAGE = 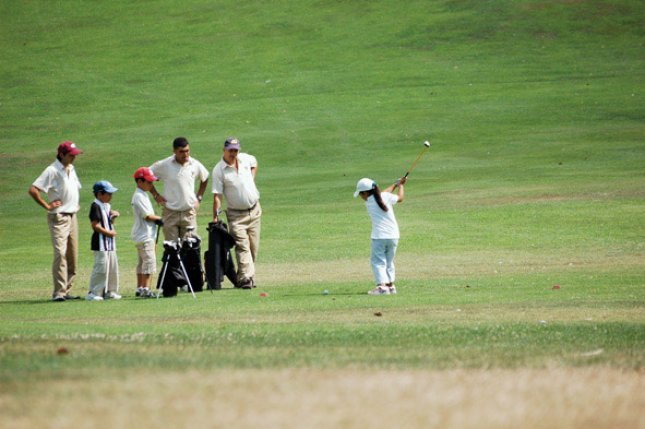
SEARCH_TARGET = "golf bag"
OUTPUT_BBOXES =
[204,221,237,290]
[181,236,204,292]
[156,237,204,297]
[156,241,185,297]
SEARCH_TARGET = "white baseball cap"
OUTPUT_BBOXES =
[354,178,375,197]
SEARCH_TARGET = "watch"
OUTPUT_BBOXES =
[196,195,203,202]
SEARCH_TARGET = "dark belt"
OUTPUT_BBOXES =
[228,202,258,212]
[59,212,76,216]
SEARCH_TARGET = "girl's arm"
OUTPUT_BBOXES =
[397,177,408,203]
[396,180,405,203]
[384,177,407,202]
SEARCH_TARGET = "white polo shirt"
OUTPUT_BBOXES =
[365,192,399,239]
[131,188,156,243]
[32,160,82,214]
[150,156,209,211]
[211,153,259,210]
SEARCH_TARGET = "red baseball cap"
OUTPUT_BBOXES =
[57,141,82,156]
[133,167,158,182]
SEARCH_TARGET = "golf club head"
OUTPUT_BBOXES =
[423,140,430,148]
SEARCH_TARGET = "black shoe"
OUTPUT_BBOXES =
[63,294,81,300]
[52,296,66,302]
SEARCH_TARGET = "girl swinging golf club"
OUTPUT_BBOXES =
[354,176,407,295]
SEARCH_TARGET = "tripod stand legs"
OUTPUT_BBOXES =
[176,253,196,299]
[156,254,170,299]
[156,245,196,299]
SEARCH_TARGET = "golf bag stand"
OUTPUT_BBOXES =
[156,240,197,298]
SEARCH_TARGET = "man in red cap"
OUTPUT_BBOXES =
[131,167,163,298]
[28,141,83,301]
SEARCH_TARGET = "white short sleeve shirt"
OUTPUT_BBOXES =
[131,188,156,243]
[32,160,82,214]
[150,156,209,211]
[211,153,260,210]
[365,192,399,239]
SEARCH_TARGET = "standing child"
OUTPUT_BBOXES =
[131,167,163,298]
[86,181,121,301]
[354,176,407,295]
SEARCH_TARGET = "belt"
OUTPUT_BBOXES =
[228,202,258,212]
[59,212,76,216]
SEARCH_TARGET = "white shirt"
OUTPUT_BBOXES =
[32,159,82,214]
[365,192,399,239]
[211,153,260,210]
[150,156,209,211]
[131,188,156,243]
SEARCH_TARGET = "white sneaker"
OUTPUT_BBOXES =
[141,288,154,298]
[368,285,391,295]
[105,292,122,300]
[135,287,143,297]
[85,293,104,301]
[389,285,397,295]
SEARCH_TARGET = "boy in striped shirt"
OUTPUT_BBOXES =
[86,181,121,301]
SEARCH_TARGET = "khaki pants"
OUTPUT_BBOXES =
[47,212,78,298]
[162,207,197,242]
[226,202,261,283]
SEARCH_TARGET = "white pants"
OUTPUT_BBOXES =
[370,238,398,286]
[88,251,119,296]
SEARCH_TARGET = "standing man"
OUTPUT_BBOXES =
[211,137,261,289]
[149,137,209,242]
[28,141,83,301]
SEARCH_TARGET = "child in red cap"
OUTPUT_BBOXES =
[131,167,163,297]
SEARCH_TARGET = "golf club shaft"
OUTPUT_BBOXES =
[394,142,430,188]
[405,146,429,177]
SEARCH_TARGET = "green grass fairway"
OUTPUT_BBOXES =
[1,1,644,428]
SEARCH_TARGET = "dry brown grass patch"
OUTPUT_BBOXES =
[2,368,643,429]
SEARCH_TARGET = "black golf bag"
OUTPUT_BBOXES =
[156,237,204,297]
[204,221,237,290]
[156,241,184,297]
[181,236,204,292]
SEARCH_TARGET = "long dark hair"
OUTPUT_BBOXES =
[367,183,388,212]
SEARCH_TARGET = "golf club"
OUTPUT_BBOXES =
[394,140,431,188]
[103,250,110,297]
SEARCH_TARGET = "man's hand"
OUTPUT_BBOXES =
[153,194,167,206]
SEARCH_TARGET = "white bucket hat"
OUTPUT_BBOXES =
[354,178,375,197]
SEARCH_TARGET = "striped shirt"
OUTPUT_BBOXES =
[89,200,116,251]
